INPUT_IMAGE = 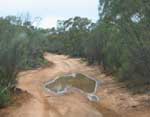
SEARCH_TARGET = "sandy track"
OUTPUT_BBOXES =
[2,53,150,117]
[11,53,103,117]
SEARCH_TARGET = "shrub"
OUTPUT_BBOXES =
[0,16,48,107]
[0,86,11,108]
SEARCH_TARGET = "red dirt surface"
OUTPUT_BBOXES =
[0,53,149,117]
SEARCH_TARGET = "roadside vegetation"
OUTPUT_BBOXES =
[0,16,48,107]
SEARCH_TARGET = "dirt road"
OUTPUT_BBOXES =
[1,53,150,117]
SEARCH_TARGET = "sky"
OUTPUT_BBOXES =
[0,0,99,29]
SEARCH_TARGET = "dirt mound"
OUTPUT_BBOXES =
[0,89,31,117]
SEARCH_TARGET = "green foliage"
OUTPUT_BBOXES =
[0,86,11,108]
[0,16,48,107]
[99,0,150,80]
[48,17,94,57]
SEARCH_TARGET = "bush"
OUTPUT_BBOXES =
[0,16,48,107]
[119,47,150,84]
[0,87,11,108]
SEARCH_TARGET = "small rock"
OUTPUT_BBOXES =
[87,94,100,102]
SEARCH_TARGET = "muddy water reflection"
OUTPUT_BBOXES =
[45,73,100,101]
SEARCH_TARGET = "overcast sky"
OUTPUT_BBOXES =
[0,0,99,28]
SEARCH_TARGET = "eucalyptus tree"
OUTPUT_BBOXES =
[98,0,150,87]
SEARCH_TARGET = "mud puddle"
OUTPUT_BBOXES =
[45,73,100,101]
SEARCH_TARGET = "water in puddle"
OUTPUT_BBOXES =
[45,73,100,101]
